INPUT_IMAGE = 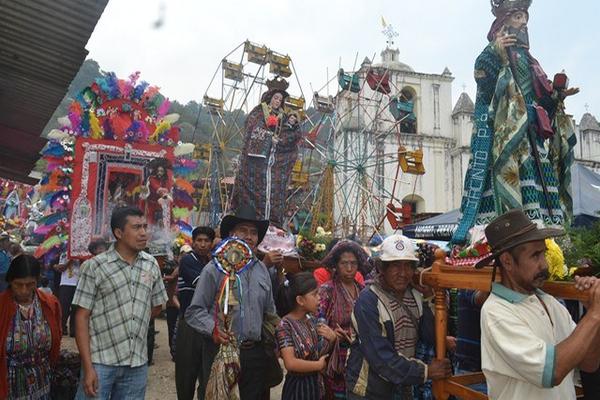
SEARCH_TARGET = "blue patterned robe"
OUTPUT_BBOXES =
[453,44,576,244]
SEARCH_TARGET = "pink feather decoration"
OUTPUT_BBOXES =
[176,159,198,168]
[157,98,171,118]
[45,161,62,172]
[117,79,130,98]
[34,224,55,236]
[129,71,141,86]
[139,122,150,140]
[68,112,81,134]
[69,102,83,133]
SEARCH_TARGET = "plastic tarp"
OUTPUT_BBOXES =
[403,164,600,238]
[572,163,600,226]
[403,209,460,240]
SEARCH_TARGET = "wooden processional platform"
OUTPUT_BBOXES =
[422,249,589,400]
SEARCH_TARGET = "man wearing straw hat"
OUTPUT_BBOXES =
[477,209,600,399]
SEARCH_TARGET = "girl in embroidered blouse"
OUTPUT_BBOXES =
[275,272,337,400]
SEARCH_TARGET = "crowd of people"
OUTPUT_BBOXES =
[1,204,599,400]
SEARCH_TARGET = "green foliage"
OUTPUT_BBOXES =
[560,221,600,274]
[297,226,332,261]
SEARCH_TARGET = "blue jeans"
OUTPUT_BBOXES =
[75,363,148,400]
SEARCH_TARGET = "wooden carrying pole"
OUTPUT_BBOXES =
[422,249,590,400]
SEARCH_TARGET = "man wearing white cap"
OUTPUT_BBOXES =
[345,234,452,399]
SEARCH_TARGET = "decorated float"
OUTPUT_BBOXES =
[32,72,197,265]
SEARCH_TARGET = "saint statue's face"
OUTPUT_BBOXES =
[156,166,165,178]
[270,93,283,110]
[508,11,528,29]
[506,11,529,48]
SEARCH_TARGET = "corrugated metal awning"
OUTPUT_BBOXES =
[0,0,109,183]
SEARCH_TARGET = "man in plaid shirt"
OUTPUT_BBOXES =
[73,206,167,399]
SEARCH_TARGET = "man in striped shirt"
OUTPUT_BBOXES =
[174,226,215,399]
[346,234,452,400]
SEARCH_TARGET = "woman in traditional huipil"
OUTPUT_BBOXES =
[317,240,368,399]
[0,255,62,399]
[452,0,579,245]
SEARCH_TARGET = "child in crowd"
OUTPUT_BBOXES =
[276,271,337,400]
[39,276,53,294]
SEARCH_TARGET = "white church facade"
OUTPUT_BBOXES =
[332,46,473,236]
[331,44,600,237]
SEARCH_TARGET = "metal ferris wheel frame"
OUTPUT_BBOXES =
[292,60,425,241]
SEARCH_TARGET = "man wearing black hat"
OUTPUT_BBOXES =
[184,206,276,400]
[478,209,600,400]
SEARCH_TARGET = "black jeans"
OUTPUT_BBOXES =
[175,319,268,400]
[166,306,178,359]
[582,366,600,400]
[147,318,156,364]
[204,341,267,400]
[58,285,77,336]
[175,319,216,400]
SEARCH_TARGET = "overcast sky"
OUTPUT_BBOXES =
[86,0,599,122]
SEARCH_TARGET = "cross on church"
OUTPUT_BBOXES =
[585,103,590,113]
[381,19,399,47]
[462,83,467,92]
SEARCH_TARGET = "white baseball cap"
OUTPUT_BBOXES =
[379,234,419,263]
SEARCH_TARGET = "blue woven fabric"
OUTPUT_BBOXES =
[452,44,576,245]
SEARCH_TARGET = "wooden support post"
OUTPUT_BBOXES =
[432,287,449,399]
[432,248,449,400]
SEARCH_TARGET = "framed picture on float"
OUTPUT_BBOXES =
[68,137,174,259]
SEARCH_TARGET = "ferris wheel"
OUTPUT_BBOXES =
[291,58,427,242]
[196,41,306,227]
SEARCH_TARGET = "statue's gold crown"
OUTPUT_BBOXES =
[491,0,532,17]
[265,77,289,92]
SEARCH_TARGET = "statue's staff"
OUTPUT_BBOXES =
[500,25,554,218]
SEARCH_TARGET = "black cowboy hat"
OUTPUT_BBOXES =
[474,209,564,268]
[220,205,270,244]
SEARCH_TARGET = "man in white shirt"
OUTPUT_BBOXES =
[475,209,600,400]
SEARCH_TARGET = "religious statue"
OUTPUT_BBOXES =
[2,189,20,220]
[452,0,579,244]
[140,158,172,227]
[229,78,304,228]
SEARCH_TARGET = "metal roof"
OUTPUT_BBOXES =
[0,0,108,184]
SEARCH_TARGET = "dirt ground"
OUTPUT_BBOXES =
[62,317,284,399]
